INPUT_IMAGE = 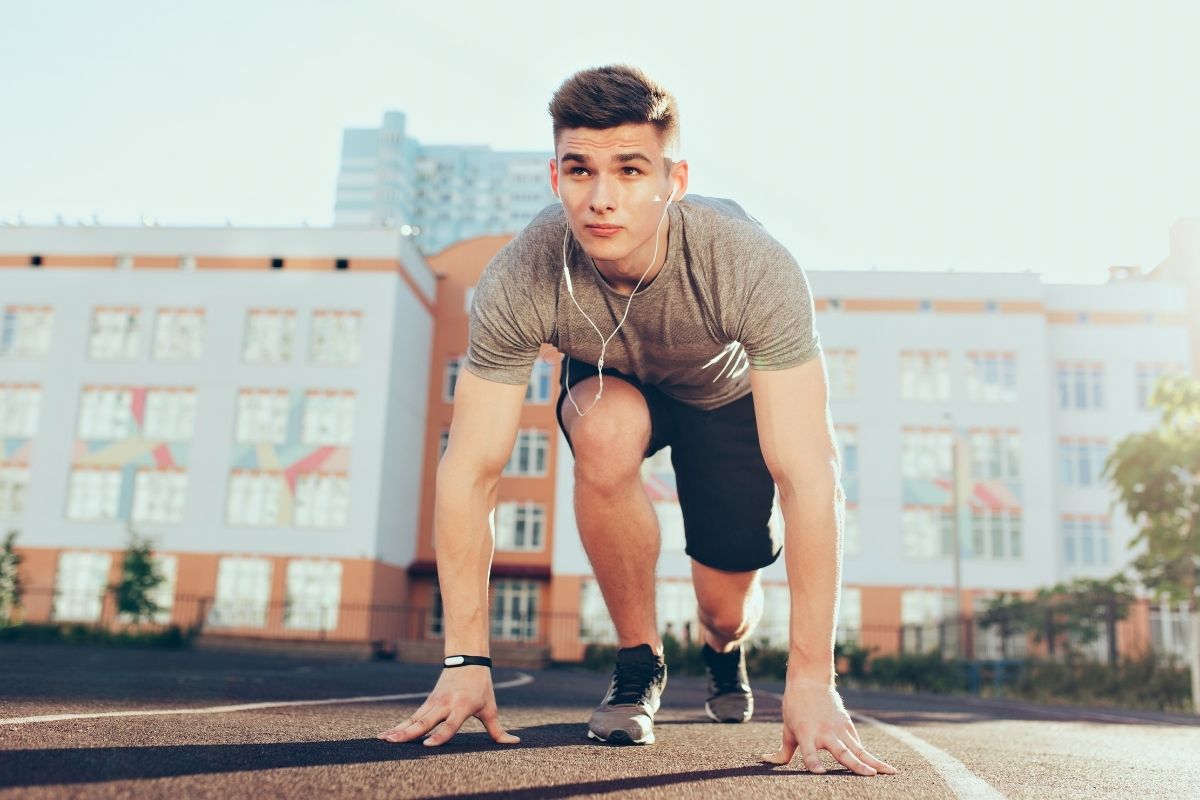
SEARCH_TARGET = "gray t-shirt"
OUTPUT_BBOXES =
[465,195,822,411]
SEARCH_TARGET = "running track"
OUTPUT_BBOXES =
[2,643,1198,799]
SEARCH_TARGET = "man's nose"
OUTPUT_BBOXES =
[588,175,616,213]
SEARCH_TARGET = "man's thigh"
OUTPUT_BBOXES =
[668,392,781,572]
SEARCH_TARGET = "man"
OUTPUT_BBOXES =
[379,65,897,777]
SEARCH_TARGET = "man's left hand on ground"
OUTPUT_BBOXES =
[761,679,898,776]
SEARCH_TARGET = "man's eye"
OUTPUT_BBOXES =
[622,167,643,175]
[569,167,590,176]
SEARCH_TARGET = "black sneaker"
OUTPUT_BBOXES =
[701,643,753,723]
[586,644,668,745]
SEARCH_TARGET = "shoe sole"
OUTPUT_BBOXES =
[587,728,655,745]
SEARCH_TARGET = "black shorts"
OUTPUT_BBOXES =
[555,358,782,573]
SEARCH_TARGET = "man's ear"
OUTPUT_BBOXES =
[549,157,560,199]
[669,159,689,203]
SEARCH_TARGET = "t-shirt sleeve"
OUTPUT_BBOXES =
[733,236,822,371]
[464,241,552,385]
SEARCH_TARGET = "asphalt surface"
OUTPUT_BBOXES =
[2,642,1200,799]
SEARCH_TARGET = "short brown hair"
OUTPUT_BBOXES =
[548,65,680,156]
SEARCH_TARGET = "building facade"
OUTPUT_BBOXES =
[2,216,1195,663]
[1,225,437,644]
[332,111,555,255]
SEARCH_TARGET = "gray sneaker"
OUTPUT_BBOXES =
[701,643,753,723]
[587,644,668,745]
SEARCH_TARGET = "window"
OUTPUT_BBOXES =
[901,506,955,558]
[1136,363,1183,410]
[235,389,289,444]
[243,309,296,363]
[117,554,177,625]
[491,579,539,640]
[1057,438,1109,487]
[78,386,134,440]
[843,504,861,557]
[0,384,39,437]
[2,305,53,358]
[66,467,121,521]
[901,589,954,625]
[900,428,953,479]
[294,472,349,528]
[284,559,342,630]
[899,350,950,402]
[504,430,549,476]
[525,360,553,404]
[494,501,545,551]
[302,391,355,445]
[969,429,1021,480]
[52,551,112,622]
[825,350,858,401]
[966,351,1017,403]
[226,470,287,526]
[1056,362,1105,410]
[1062,516,1112,567]
[142,388,197,442]
[89,306,141,360]
[310,310,362,365]
[444,357,463,402]
[209,557,273,628]
[131,469,188,524]
[429,585,444,637]
[836,426,858,477]
[838,587,862,645]
[153,308,205,361]
[969,508,1022,560]
[438,429,450,459]
[0,466,29,518]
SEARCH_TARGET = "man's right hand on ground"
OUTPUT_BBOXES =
[377,666,521,747]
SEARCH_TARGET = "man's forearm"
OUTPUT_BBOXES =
[433,461,499,656]
[780,471,845,686]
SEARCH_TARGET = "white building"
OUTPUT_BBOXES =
[333,111,555,255]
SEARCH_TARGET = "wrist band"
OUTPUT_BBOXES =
[443,655,492,668]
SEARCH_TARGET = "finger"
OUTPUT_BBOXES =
[422,713,467,747]
[478,704,521,745]
[760,724,799,766]
[383,708,447,743]
[378,702,435,739]
[844,721,898,774]
[823,736,876,776]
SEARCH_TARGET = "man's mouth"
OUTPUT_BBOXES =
[585,224,622,237]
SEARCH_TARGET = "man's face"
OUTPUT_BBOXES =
[550,122,686,264]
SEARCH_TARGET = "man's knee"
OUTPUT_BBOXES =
[698,604,754,642]
[563,377,650,489]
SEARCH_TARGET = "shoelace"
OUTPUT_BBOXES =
[610,657,660,705]
[707,649,746,694]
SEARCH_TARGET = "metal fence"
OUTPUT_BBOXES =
[5,587,1187,667]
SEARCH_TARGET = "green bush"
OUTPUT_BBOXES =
[864,651,968,694]
[0,622,197,649]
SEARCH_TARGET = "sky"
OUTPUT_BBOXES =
[1,1,1197,284]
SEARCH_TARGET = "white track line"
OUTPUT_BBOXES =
[761,690,1005,799]
[0,672,534,726]
[854,712,1006,800]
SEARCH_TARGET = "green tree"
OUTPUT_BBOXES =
[977,591,1041,658]
[109,526,166,627]
[0,529,23,626]
[1104,373,1200,713]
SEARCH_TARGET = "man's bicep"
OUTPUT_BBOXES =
[443,367,529,478]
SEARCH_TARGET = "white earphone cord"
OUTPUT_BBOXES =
[562,190,675,417]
